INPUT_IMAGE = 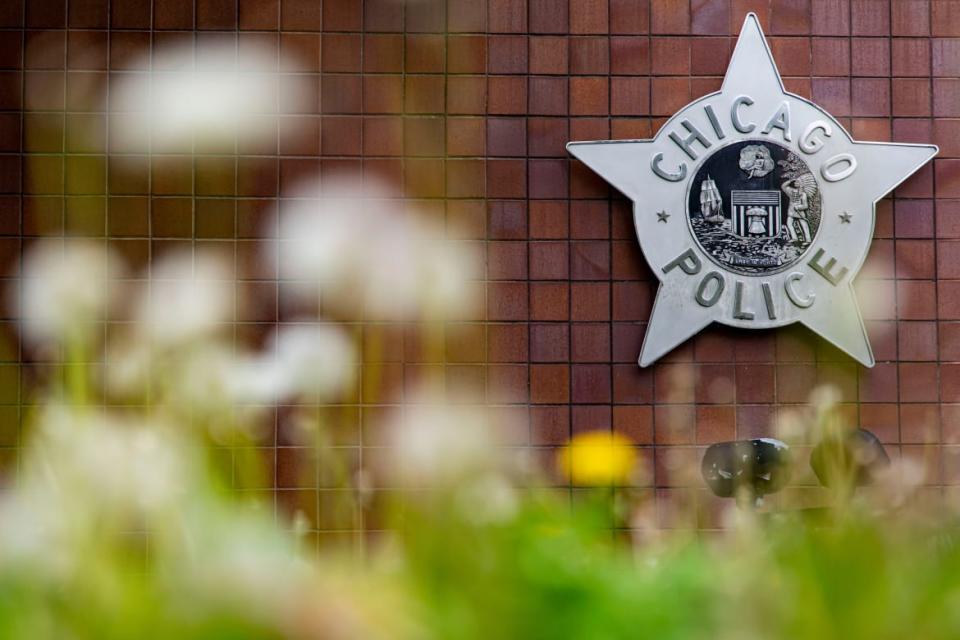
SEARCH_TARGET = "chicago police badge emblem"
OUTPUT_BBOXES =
[567,14,938,368]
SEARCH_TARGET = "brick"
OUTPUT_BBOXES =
[530,36,569,74]
[690,36,730,75]
[531,364,569,403]
[770,37,810,76]
[735,364,775,403]
[446,117,485,156]
[531,282,569,320]
[900,404,940,442]
[655,405,695,444]
[812,37,849,76]
[488,241,527,280]
[852,0,889,34]
[570,0,609,34]
[892,0,930,35]
[531,324,569,362]
[937,280,960,320]
[487,158,527,198]
[696,406,736,444]
[448,0,486,32]
[896,239,935,279]
[529,159,569,199]
[611,0,650,34]
[528,117,568,157]
[651,77,692,116]
[406,34,446,73]
[812,0,849,35]
[570,76,609,116]
[892,78,931,117]
[771,0,811,34]
[489,35,528,74]
[488,0,527,33]
[571,282,610,321]
[487,76,527,115]
[448,76,486,114]
[851,37,889,76]
[936,159,960,199]
[651,37,690,75]
[613,405,653,444]
[532,406,570,445]
[530,0,567,33]
[695,364,735,404]
[570,200,609,239]
[488,282,528,320]
[934,79,960,117]
[933,0,960,36]
[899,321,939,361]
[487,118,527,157]
[570,37,610,75]
[941,322,960,360]
[692,0,729,35]
[812,77,851,117]
[611,77,651,116]
[899,362,939,402]
[572,324,611,362]
[447,35,486,73]
[851,78,890,117]
[939,364,960,402]
[893,39,932,77]
[652,0,690,34]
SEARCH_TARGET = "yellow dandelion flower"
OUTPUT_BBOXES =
[559,431,637,486]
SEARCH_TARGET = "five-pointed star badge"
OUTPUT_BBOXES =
[567,13,937,368]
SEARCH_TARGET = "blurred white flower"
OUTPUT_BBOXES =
[271,323,356,398]
[229,324,356,403]
[35,407,188,514]
[0,406,191,578]
[855,265,897,321]
[0,490,75,578]
[174,342,247,405]
[387,397,497,486]
[103,332,152,397]
[109,40,290,152]
[456,473,518,524]
[18,240,115,345]
[136,249,233,346]
[171,509,312,625]
[774,408,808,443]
[274,176,479,320]
[810,384,842,413]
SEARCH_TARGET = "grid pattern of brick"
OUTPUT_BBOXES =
[3,0,960,530]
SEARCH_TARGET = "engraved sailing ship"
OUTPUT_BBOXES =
[699,175,725,224]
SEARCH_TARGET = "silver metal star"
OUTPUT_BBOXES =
[566,14,937,368]
[839,212,852,224]
[657,210,670,223]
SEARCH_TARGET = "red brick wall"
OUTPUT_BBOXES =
[3,0,960,527]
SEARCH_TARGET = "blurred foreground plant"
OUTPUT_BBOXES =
[10,229,960,640]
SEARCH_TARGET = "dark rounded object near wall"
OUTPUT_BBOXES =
[810,428,889,489]
[700,438,792,499]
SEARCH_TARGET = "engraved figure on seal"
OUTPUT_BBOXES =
[738,144,774,179]
[782,175,816,244]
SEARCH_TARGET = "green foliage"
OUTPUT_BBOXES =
[9,242,960,639]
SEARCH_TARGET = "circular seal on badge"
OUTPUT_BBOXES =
[686,140,822,276]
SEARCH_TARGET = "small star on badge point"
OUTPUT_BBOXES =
[656,210,670,223]
[839,212,852,224]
